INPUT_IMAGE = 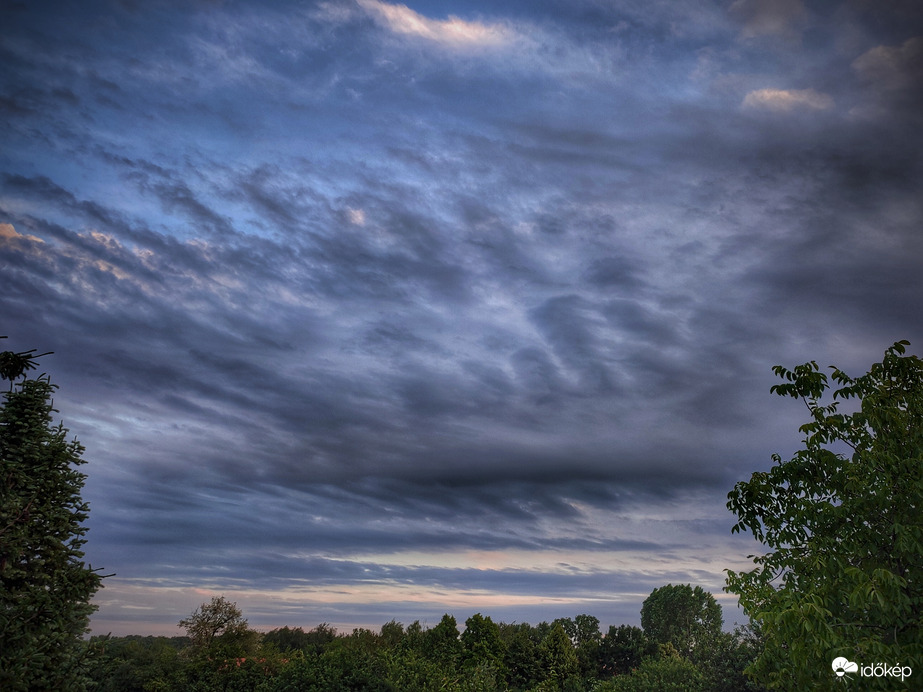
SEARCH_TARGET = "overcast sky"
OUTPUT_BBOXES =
[2,0,922,637]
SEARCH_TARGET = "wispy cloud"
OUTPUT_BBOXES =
[742,87,833,112]
[729,0,806,40]
[0,222,43,244]
[852,37,923,91]
[358,0,514,49]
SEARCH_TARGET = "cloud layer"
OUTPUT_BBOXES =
[2,0,922,635]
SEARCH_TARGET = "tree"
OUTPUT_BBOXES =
[380,619,404,648]
[0,343,103,691]
[726,341,923,689]
[690,626,767,692]
[571,613,602,681]
[572,613,602,649]
[305,622,339,654]
[461,613,506,673]
[461,613,502,663]
[262,625,311,653]
[0,336,52,386]
[87,635,186,692]
[596,644,706,692]
[425,613,462,665]
[538,621,579,689]
[499,622,541,690]
[598,624,652,677]
[640,584,722,657]
[178,596,254,656]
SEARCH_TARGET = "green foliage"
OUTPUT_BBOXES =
[305,622,338,653]
[262,625,312,653]
[0,369,103,691]
[597,625,653,677]
[689,626,767,692]
[383,647,455,692]
[380,619,405,648]
[0,339,52,384]
[538,621,580,689]
[178,596,256,657]
[572,614,602,650]
[457,661,504,692]
[87,635,187,692]
[500,622,542,690]
[258,648,394,692]
[640,584,722,657]
[726,340,923,689]
[596,646,706,692]
[426,613,463,665]
[89,598,757,692]
[89,605,760,691]
[462,613,506,672]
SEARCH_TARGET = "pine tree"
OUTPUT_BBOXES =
[1,344,103,691]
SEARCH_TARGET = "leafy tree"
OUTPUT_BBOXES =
[304,622,338,654]
[640,584,722,657]
[262,625,312,653]
[461,613,506,671]
[380,619,404,648]
[537,621,579,689]
[88,635,188,692]
[726,341,923,689]
[257,648,392,692]
[690,626,767,692]
[178,596,256,658]
[456,661,504,692]
[551,617,578,644]
[598,625,652,677]
[325,629,394,691]
[384,647,453,692]
[0,344,103,691]
[499,622,541,690]
[403,620,426,652]
[596,644,706,692]
[571,614,602,682]
[533,621,553,643]
[572,614,601,649]
[425,613,462,665]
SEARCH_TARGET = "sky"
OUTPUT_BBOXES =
[1,0,922,637]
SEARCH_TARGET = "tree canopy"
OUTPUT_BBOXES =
[726,340,923,689]
[178,595,253,655]
[0,342,102,691]
[640,584,722,658]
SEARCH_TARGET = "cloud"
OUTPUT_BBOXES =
[729,0,806,40]
[3,0,922,638]
[0,222,43,244]
[845,37,923,121]
[852,36,923,91]
[742,87,834,112]
[358,0,514,49]
[346,207,366,225]
[529,295,615,394]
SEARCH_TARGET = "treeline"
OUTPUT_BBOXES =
[87,586,767,692]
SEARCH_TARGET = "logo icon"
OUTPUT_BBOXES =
[832,657,859,677]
